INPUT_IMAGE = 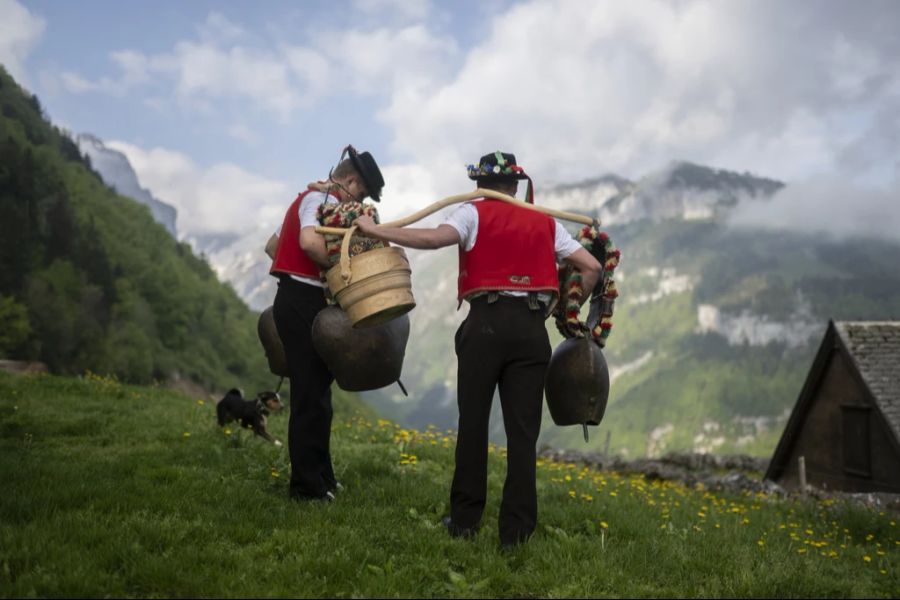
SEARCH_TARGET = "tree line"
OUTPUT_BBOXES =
[0,66,274,393]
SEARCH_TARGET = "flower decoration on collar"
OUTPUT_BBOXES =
[553,225,620,347]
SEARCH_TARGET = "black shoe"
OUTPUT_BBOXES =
[442,516,478,539]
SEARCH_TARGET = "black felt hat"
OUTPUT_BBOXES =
[467,150,535,203]
[348,146,385,202]
[467,151,530,181]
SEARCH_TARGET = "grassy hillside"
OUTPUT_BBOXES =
[0,66,274,393]
[1,371,897,598]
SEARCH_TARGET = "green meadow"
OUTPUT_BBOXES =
[1,371,897,598]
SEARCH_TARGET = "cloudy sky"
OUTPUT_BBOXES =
[2,0,899,238]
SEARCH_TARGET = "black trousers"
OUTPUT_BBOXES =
[451,296,550,544]
[272,277,337,499]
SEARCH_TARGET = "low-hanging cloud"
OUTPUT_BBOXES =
[727,178,900,243]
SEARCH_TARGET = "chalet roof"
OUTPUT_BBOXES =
[833,321,900,441]
[765,320,900,482]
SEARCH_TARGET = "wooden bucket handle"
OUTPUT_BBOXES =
[340,225,357,283]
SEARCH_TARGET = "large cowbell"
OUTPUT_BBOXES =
[544,337,610,427]
[258,306,289,377]
[312,305,410,391]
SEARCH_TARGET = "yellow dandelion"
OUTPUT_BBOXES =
[698,512,706,518]
[610,491,618,497]
[600,521,609,529]
[270,471,280,478]
[797,548,807,555]
[224,428,232,435]
[197,399,205,405]
[568,490,577,498]
[742,518,750,525]
[183,432,191,438]
[865,533,874,541]
[757,540,765,547]
[863,555,872,562]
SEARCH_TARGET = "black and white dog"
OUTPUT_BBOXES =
[216,388,284,446]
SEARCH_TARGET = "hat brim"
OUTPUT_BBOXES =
[469,172,530,182]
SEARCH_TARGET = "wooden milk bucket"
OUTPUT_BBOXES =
[324,226,416,328]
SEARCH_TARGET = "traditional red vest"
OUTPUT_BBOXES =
[270,190,323,280]
[457,199,560,301]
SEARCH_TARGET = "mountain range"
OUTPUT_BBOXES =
[79,134,900,458]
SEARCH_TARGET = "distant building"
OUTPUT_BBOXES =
[765,321,900,493]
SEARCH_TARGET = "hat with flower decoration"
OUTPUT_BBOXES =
[466,150,535,203]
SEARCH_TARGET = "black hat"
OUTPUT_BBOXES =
[347,146,385,202]
[467,151,530,181]
[467,150,535,204]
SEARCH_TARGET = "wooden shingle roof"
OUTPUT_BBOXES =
[833,321,900,441]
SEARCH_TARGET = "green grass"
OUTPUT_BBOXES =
[1,372,897,598]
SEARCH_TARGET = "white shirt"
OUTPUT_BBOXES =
[443,200,583,300]
[274,191,337,287]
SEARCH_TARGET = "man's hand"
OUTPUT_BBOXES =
[355,216,379,237]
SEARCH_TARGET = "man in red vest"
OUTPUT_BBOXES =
[355,151,601,546]
[266,145,384,502]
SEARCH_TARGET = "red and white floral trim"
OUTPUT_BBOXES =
[553,225,620,347]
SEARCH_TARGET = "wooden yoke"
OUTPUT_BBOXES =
[315,188,597,236]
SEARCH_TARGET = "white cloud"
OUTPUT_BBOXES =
[163,41,300,116]
[50,11,456,122]
[375,163,440,223]
[0,0,45,84]
[727,177,900,242]
[321,25,457,96]
[382,0,900,190]
[107,141,290,235]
